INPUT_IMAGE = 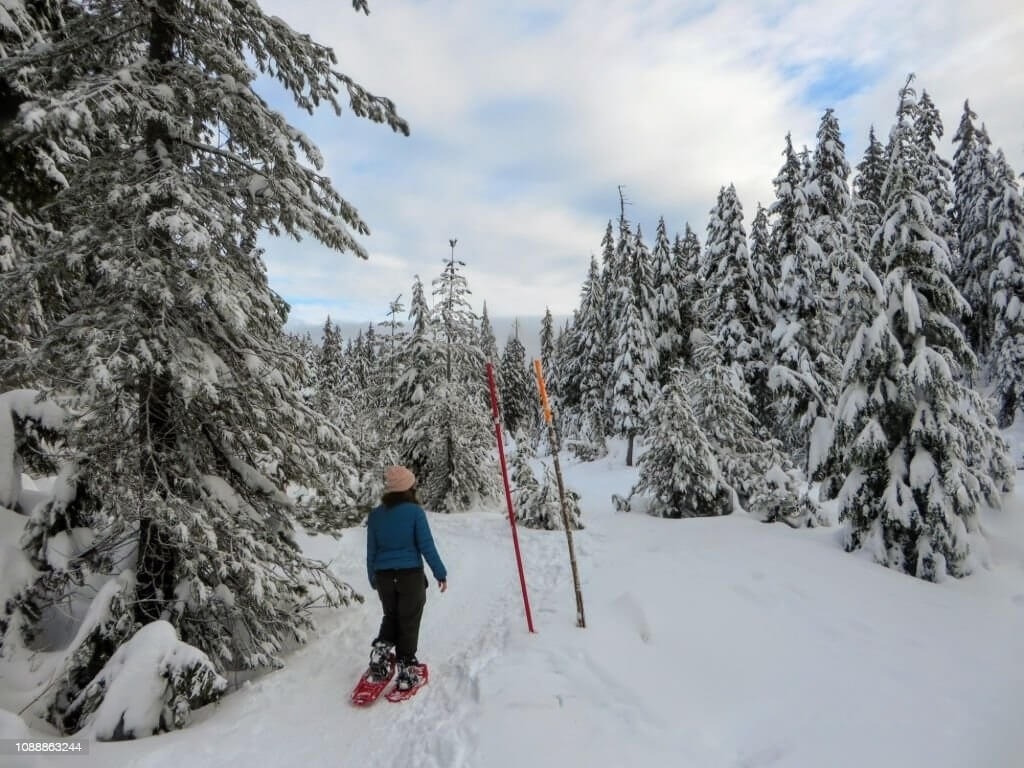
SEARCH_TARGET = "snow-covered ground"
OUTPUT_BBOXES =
[3,438,1023,768]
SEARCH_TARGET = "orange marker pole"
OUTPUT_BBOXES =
[487,363,535,633]
[532,359,586,629]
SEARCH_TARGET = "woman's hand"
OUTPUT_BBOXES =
[438,580,447,593]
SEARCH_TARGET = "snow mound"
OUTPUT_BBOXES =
[69,621,227,741]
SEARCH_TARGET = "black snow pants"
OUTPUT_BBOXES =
[374,567,427,661]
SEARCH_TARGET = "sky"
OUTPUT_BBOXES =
[257,0,1024,338]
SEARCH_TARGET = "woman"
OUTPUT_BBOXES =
[366,465,448,690]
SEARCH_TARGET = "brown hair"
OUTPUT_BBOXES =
[381,487,419,508]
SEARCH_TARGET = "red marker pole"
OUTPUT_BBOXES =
[486,363,535,633]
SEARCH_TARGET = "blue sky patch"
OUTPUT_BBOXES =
[801,59,880,108]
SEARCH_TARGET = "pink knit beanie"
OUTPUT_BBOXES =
[384,465,416,493]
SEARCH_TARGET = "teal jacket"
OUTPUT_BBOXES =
[366,501,447,588]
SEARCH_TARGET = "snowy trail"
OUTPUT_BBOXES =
[72,504,569,768]
[49,445,1024,767]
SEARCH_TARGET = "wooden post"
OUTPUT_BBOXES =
[532,359,586,629]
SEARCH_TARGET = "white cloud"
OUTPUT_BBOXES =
[260,0,1024,326]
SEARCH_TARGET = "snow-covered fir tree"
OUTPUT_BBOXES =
[284,330,319,406]
[853,126,888,276]
[649,217,683,384]
[749,203,777,316]
[379,294,407,394]
[608,223,658,466]
[830,80,1008,581]
[748,202,777,416]
[633,223,660,353]
[854,126,888,218]
[915,90,957,254]
[539,308,558,394]
[510,429,541,513]
[987,150,1024,426]
[534,461,583,531]
[0,2,66,383]
[678,224,702,274]
[671,224,702,365]
[479,300,503,413]
[952,100,996,358]
[510,432,582,530]
[425,256,498,512]
[557,311,582,414]
[563,256,608,460]
[807,108,854,324]
[500,326,535,437]
[769,131,840,464]
[701,184,765,420]
[599,219,617,336]
[0,0,399,730]
[769,134,807,276]
[626,366,732,518]
[317,317,346,412]
[480,302,500,371]
[687,337,815,524]
[746,464,821,529]
[604,209,636,429]
[394,276,437,481]
[539,308,562,444]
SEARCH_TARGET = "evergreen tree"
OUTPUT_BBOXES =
[807,108,854,320]
[394,276,437,480]
[605,207,636,430]
[534,461,583,530]
[500,326,534,436]
[315,317,348,417]
[599,219,617,329]
[285,330,319,406]
[599,217,619,408]
[510,431,541,517]
[672,224,701,364]
[0,2,69,380]
[426,255,497,512]
[679,224,702,273]
[854,126,888,215]
[609,225,658,466]
[702,184,764,407]
[952,100,996,357]
[626,366,732,518]
[479,301,499,370]
[479,301,502,409]
[769,129,841,464]
[832,80,1006,581]
[557,312,582,415]
[423,378,497,514]
[511,435,582,530]
[650,217,683,382]
[379,294,407,393]
[540,307,559,402]
[769,134,804,280]
[748,202,777,415]
[852,126,888,275]
[688,338,771,502]
[915,91,957,251]
[0,1,399,713]
[633,223,659,343]
[564,257,607,459]
[988,150,1024,426]
[798,143,813,184]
